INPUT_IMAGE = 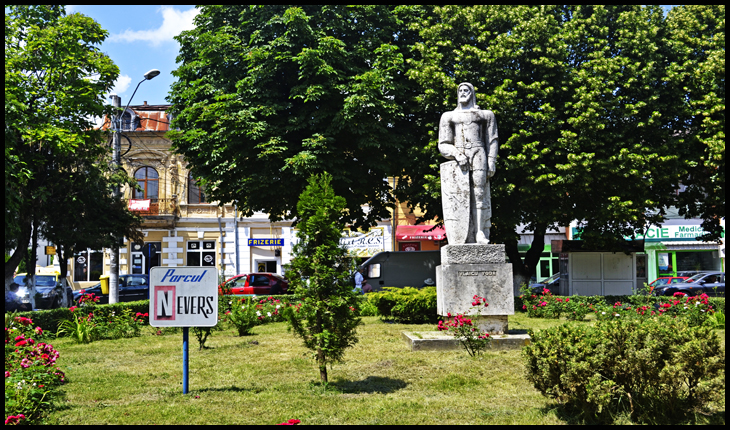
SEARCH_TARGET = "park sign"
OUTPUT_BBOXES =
[149,267,218,327]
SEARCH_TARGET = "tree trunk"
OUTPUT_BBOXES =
[505,224,547,296]
[27,215,40,310]
[316,311,328,383]
[58,244,71,307]
[5,221,32,289]
[317,347,328,383]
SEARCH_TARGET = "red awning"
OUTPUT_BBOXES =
[395,225,446,241]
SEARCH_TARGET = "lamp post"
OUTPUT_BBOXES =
[109,69,159,304]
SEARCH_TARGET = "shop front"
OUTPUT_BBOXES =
[637,223,724,282]
[394,225,446,252]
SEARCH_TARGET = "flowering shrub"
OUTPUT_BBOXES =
[519,284,720,327]
[56,306,148,343]
[277,418,301,425]
[5,314,66,424]
[437,295,491,357]
[77,292,99,306]
[95,309,147,340]
[225,297,260,336]
[257,296,287,323]
[523,317,725,423]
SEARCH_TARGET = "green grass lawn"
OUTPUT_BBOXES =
[44,313,724,425]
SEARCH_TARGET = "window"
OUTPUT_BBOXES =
[250,275,270,287]
[121,111,139,131]
[188,173,207,204]
[187,241,216,267]
[134,167,159,199]
[74,250,104,282]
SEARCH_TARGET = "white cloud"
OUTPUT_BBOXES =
[111,74,132,95]
[109,6,198,46]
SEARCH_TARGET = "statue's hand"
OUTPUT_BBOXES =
[455,153,468,168]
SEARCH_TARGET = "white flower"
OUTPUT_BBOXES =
[276,304,281,309]
[267,312,272,317]
[602,312,606,315]
[256,311,261,316]
[229,301,233,305]
[684,307,688,310]
[615,314,620,317]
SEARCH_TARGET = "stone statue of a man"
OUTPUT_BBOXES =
[438,83,498,244]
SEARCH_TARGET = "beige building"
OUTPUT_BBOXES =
[69,103,399,289]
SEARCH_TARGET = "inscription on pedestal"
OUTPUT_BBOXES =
[458,270,497,277]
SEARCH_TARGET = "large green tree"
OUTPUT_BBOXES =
[5,6,137,290]
[666,5,725,240]
[168,5,428,229]
[406,5,701,288]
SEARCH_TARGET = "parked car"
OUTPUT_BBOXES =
[12,272,74,310]
[529,272,560,295]
[648,276,689,288]
[73,274,149,304]
[653,271,725,297]
[218,273,289,296]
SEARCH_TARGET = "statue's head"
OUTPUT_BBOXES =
[457,82,479,109]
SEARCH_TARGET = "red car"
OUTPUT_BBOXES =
[648,276,689,288]
[218,273,289,295]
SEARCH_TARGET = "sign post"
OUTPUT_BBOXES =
[149,267,218,394]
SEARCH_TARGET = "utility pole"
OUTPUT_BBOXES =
[109,94,121,304]
[108,69,160,304]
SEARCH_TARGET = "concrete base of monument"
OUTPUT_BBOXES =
[402,330,531,352]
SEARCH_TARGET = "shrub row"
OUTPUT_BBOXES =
[515,293,726,314]
[12,294,301,335]
[365,287,438,324]
[523,317,725,423]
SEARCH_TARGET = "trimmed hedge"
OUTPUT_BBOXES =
[366,287,438,324]
[11,301,150,335]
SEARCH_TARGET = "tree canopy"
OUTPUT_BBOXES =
[5,5,140,284]
[168,5,724,285]
[406,5,723,282]
[168,5,428,229]
[666,5,725,241]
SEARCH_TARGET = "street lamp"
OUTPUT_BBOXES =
[109,69,159,304]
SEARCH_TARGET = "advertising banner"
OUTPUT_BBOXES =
[340,227,385,257]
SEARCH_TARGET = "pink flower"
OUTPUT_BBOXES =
[5,415,26,425]
[69,306,77,312]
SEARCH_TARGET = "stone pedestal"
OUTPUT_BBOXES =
[436,244,514,334]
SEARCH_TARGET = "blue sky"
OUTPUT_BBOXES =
[67,5,198,107]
